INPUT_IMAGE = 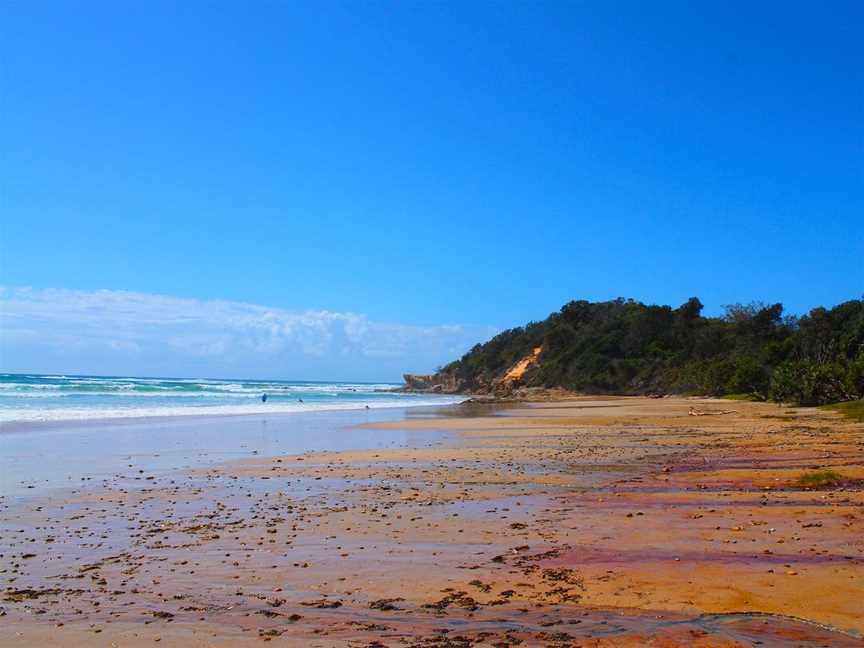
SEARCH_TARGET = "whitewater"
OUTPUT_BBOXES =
[0,373,463,423]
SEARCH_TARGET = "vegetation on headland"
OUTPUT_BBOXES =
[822,399,864,422]
[426,297,864,406]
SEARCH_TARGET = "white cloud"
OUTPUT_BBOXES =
[0,287,497,380]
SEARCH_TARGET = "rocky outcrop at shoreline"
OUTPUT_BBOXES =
[401,372,465,393]
[402,346,544,396]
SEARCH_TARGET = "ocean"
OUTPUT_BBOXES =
[0,373,463,424]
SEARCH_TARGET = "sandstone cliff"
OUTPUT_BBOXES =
[402,346,543,395]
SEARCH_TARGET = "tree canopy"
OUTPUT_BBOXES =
[439,297,864,405]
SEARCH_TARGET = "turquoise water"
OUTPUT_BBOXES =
[0,373,463,423]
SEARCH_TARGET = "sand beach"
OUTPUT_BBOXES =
[2,397,863,646]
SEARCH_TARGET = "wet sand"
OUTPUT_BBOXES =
[2,397,863,646]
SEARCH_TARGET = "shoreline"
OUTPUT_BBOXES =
[2,395,863,646]
[0,396,467,434]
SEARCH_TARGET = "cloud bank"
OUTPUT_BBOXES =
[0,287,497,381]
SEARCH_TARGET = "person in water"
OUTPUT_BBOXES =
[261,393,268,403]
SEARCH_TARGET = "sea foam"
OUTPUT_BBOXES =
[0,373,462,424]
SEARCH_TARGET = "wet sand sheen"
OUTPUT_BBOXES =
[0,407,451,495]
[1,397,863,646]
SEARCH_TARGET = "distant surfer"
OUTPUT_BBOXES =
[261,393,268,403]
[298,398,303,403]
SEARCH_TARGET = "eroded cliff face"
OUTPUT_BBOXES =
[402,347,544,395]
[499,346,542,386]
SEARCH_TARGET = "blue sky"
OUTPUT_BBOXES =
[1,1,862,380]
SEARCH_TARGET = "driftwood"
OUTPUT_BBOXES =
[689,407,738,416]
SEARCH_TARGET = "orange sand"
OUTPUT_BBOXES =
[2,397,862,646]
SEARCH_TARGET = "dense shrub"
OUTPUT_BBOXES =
[769,361,848,405]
